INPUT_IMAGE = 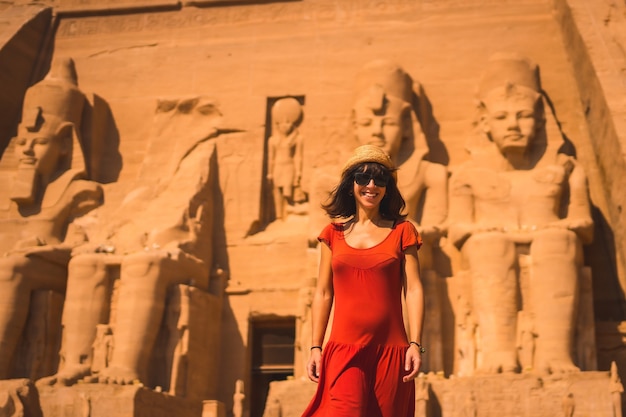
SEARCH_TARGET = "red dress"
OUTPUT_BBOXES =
[301,220,422,417]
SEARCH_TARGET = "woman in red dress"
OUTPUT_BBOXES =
[302,145,425,417]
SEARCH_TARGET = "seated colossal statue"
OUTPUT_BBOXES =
[351,59,448,372]
[449,53,594,374]
[0,57,103,380]
[39,96,223,397]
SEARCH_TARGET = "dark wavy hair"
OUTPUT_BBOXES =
[321,162,407,222]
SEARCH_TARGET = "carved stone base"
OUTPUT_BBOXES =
[38,384,204,417]
[428,372,614,417]
[0,379,43,417]
[263,372,618,417]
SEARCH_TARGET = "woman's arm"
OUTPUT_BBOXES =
[307,242,334,383]
[403,245,424,382]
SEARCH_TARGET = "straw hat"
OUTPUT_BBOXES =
[341,145,396,179]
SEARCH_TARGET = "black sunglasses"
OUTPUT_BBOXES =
[354,172,389,187]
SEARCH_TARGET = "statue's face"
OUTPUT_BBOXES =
[482,88,539,154]
[14,126,66,177]
[352,97,405,159]
[275,117,295,136]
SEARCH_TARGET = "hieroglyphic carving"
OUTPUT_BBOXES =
[56,1,420,38]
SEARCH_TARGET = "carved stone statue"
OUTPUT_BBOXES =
[562,392,575,417]
[39,97,222,388]
[0,57,103,379]
[414,375,430,417]
[233,379,245,417]
[610,361,624,417]
[295,277,315,378]
[266,97,304,221]
[351,59,448,372]
[464,392,477,417]
[456,294,477,377]
[91,324,113,374]
[449,53,594,374]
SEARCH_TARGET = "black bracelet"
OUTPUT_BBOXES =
[310,345,322,351]
[409,341,426,353]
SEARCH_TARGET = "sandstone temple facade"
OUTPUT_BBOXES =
[0,1,625,416]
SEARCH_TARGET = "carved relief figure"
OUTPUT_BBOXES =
[449,53,594,374]
[562,392,575,417]
[516,311,536,372]
[0,57,103,379]
[610,361,624,417]
[40,97,222,387]
[414,375,430,417]
[90,324,113,374]
[464,392,477,417]
[456,294,477,377]
[0,390,21,417]
[351,60,448,372]
[296,277,315,377]
[233,379,245,417]
[266,97,304,220]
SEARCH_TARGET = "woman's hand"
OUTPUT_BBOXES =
[403,344,422,382]
[306,348,322,383]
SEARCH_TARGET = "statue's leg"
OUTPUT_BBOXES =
[273,185,284,220]
[0,255,66,379]
[463,232,519,373]
[530,228,581,374]
[38,253,111,385]
[100,250,207,385]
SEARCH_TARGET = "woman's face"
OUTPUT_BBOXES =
[351,166,388,210]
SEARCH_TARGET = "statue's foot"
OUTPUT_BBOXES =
[96,366,141,385]
[536,358,580,375]
[475,353,518,374]
[37,364,92,387]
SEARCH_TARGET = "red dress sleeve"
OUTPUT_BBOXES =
[399,221,422,251]
[317,223,339,248]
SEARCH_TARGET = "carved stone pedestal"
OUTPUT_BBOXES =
[0,379,42,417]
[263,371,619,417]
[428,372,615,417]
[38,384,204,417]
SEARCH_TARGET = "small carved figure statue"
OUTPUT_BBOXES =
[414,375,430,417]
[456,294,477,376]
[296,278,315,378]
[0,57,103,379]
[449,53,594,374]
[562,392,575,417]
[90,324,113,374]
[610,361,624,417]
[516,311,536,372]
[464,392,477,417]
[266,97,304,220]
[233,379,245,417]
